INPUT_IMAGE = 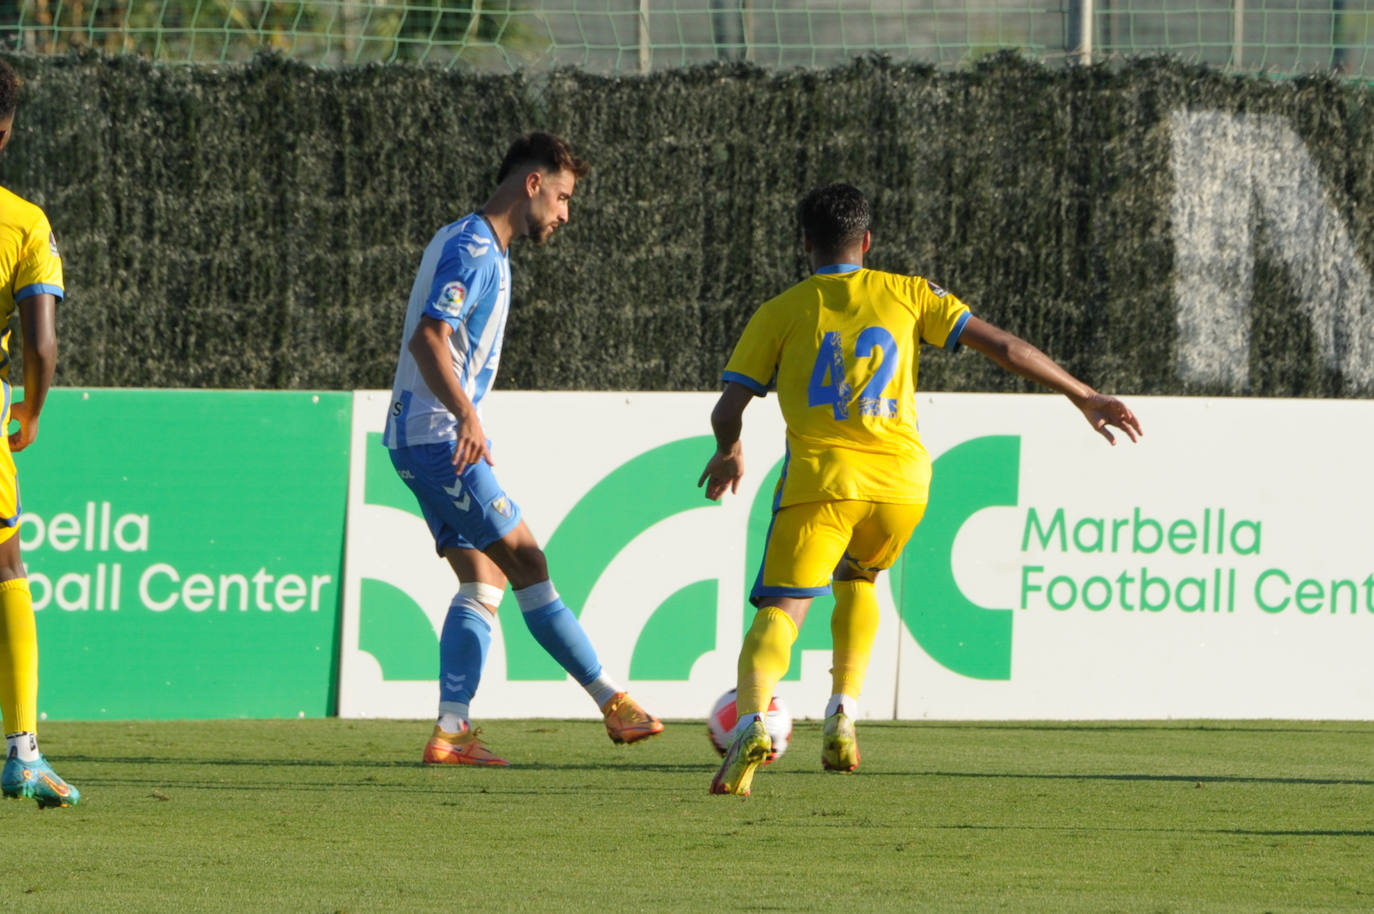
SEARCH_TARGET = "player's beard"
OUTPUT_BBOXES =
[527,220,558,244]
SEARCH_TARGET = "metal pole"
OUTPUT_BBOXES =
[463,0,484,44]
[742,0,752,62]
[1233,0,1244,69]
[639,0,650,73]
[1332,0,1347,72]
[1069,0,1094,64]
[1080,0,1094,64]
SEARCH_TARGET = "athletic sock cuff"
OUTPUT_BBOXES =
[759,605,799,639]
[513,580,560,613]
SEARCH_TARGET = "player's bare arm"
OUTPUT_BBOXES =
[958,315,1142,445]
[9,292,57,454]
[698,381,755,500]
[407,314,492,468]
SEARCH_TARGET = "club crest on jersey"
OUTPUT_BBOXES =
[435,281,467,317]
[926,279,948,298]
[490,495,514,519]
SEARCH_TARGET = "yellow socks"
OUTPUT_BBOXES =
[0,578,38,736]
[830,579,879,700]
[737,607,797,716]
[736,582,877,721]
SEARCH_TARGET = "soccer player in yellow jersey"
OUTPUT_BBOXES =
[0,61,78,808]
[701,183,1141,796]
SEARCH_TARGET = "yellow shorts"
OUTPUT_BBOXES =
[750,499,927,606]
[0,383,16,546]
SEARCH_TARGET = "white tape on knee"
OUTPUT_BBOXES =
[458,581,505,612]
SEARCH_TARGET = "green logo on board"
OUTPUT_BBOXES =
[358,433,1022,683]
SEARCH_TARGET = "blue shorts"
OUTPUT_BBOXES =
[389,442,523,553]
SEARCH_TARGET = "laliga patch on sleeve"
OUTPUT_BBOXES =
[434,280,468,318]
[49,232,60,258]
[926,278,947,298]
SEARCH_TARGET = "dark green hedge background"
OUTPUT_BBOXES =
[3,53,1372,396]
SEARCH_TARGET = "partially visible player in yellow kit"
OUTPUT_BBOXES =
[0,60,78,808]
[700,183,1141,796]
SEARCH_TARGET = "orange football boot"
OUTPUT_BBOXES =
[422,722,509,767]
[601,692,664,745]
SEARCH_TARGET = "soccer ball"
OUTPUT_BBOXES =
[707,688,792,762]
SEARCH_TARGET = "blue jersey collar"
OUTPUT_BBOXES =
[815,263,861,275]
[476,212,508,254]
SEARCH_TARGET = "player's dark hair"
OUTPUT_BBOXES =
[798,183,870,255]
[0,60,21,121]
[496,132,590,183]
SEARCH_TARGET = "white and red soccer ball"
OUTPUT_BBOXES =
[707,688,792,762]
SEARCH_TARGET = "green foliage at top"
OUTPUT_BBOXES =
[3,52,1373,395]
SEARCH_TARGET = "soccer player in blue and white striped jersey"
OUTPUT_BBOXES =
[385,132,662,765]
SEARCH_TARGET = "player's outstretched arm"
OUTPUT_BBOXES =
[9,293,57,454]
[957,315,1142,445]
[698,382,755,500]
[408,315,492,468]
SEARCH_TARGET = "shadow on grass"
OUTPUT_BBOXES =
[836,769,1374,787]
[55,754,706,772]
[873,721,1374,737]
[66,780,696,797]
[56,753,1374,792]
[935,823,1374,837]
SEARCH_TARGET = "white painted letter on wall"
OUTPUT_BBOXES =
[1170,110,1374,391]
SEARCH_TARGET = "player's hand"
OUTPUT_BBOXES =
[698,446,744,500]
[7,400,37,453]
[452,413,493,468]
[1077,393,1142,445]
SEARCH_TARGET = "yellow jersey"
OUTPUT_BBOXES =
[723,265,970,507]
[0,185,63,376]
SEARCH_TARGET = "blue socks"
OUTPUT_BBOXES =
[438,596,493,708]
[437,580,618,719]
[514,581,603,686]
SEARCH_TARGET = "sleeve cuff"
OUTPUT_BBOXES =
[944,310,972,352]
[14,283,63,302]
[422,305,466,330]
[722,371,769,396]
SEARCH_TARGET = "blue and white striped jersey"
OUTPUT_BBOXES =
[384,213,511,449]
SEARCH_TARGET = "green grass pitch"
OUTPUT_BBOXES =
[3,719,1372,912]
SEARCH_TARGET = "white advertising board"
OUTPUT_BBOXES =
[341,391,1374,720]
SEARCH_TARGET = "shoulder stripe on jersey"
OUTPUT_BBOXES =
[455,218,495,259]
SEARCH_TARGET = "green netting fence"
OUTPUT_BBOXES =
[4,54,1374,397]
[2,0,1370,78]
